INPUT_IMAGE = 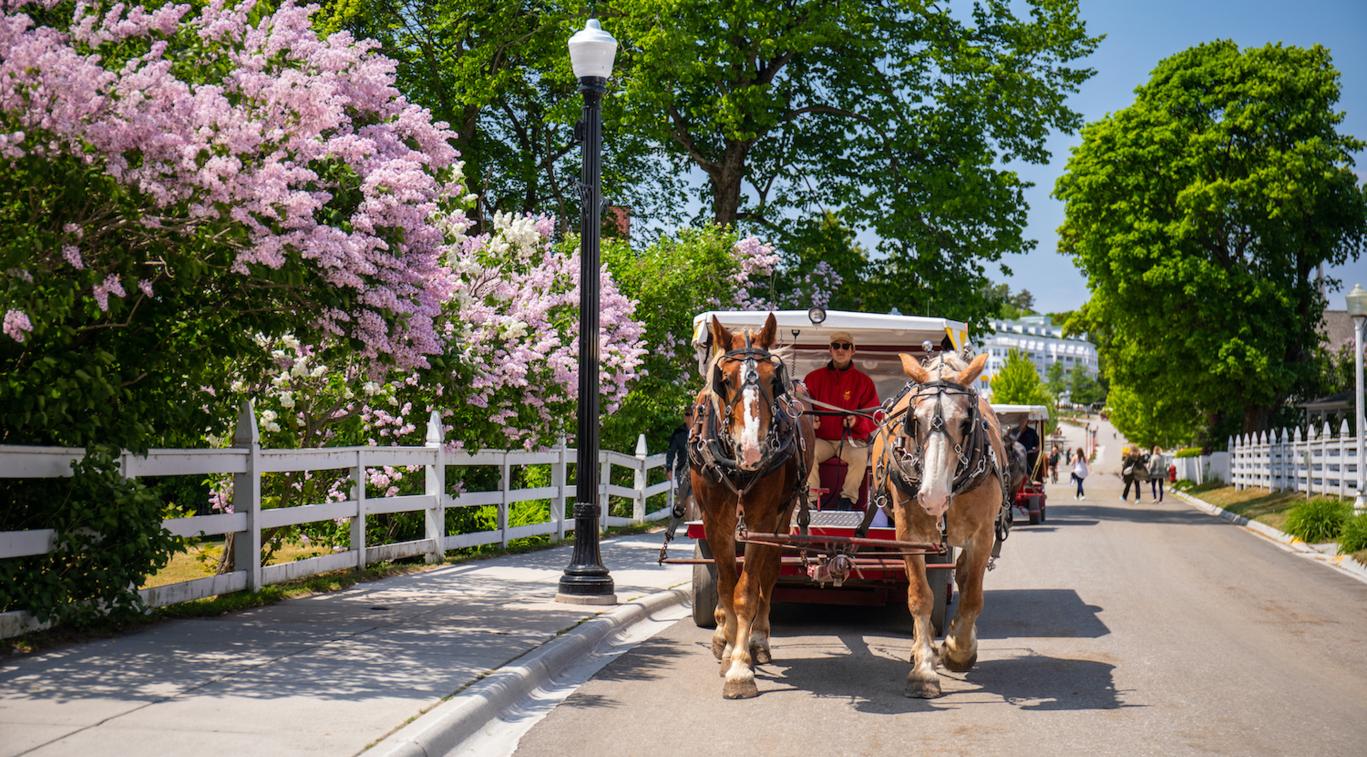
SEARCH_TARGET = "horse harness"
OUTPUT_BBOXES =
[687,335,809,502]
[861,361,1013,563]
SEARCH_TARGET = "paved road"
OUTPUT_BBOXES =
[517,474,1367,756]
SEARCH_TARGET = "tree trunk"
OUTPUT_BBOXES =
[711,142,749,226]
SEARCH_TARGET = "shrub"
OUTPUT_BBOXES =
[1171,479,1195,492]
[1174,447,1204,459]
[1338,513,1367,555]
[1284,498,1351,543]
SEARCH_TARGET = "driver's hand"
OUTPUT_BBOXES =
[813,417,821,430]
[843,415,856,429]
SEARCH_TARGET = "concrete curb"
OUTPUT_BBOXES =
[1172,489,1367,585]
[365,586,690,757]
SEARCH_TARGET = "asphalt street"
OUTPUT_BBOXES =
[516,473,1367,756]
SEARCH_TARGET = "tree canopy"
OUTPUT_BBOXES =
[611,0,1099,325]
[1055,41,1367,448]
[990,349,1055,413]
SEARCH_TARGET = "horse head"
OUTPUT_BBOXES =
[896,350,991,519]
[705,313,791,472]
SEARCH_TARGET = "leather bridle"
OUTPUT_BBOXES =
[689,335,807,499]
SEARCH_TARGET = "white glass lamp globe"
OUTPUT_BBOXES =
[1348,284,1367,318]
[568,19,617,80]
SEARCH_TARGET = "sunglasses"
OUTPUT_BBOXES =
[829,342,854,351]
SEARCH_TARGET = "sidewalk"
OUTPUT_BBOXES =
[0,535,689,756]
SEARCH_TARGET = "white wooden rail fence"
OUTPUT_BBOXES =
[0,402,673,638]
[1229,419,1364,498]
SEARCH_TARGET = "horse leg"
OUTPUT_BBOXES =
[703,504,740,665]
[747,539,784,665]
[901,553,941,698]
[722,546,770,699]
[940,530,990,673]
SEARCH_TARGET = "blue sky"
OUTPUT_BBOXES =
[1006,0,1367,313]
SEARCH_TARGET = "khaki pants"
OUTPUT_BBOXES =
[806,438,870,502]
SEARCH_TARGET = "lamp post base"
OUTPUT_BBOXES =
[554,592,619,605]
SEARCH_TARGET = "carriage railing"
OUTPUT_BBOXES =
[0,401,673,639]
[1227,420,1363,499]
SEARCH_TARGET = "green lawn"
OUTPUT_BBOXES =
[1182,484,1367,566]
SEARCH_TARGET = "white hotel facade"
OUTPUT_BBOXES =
[975,315,1099,398]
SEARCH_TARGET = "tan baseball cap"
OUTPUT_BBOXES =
[828,331,854,345]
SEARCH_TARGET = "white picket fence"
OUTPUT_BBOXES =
[0,402,673,638]
[1229,419,1364,498]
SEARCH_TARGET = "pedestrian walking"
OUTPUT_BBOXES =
[1148,445,1166,502]
[1070,446,1089,499]
[1048,444,1062,483]
[1121,447,1148,503]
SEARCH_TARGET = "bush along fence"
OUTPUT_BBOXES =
[1229,420,1364,498]
[0,403,673,639]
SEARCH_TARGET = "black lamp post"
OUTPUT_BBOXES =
[557,18,617,605]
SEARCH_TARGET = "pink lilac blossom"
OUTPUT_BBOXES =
[3,308,32,342]
[91,273,124,311]
[0,0,465,368]
[731,236,779,310]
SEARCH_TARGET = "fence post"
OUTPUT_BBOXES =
[554,436,568,540]
[600,455,611,532]
[352,449,367,570]
[232,402,263,591]
[1321,421,1331,498]
[424,411,445,563]
[1307,424,1317,496]
[633,434,648,523]
[1341,418,1351,499]
[499,452,510,548]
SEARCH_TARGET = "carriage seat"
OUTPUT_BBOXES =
[817,458,871,511]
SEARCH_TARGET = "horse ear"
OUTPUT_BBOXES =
[956,352,989,386]
[709,315,733,351]
[755,312,778,348]
[899,353,930,384]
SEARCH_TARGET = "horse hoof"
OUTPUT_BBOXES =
[904,676,942,699]
[751,645,772,665]
[723,677,760,699]
[939,643,977,673]
[711,636,727,661]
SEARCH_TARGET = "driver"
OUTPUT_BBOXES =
[1015,416,1041,482]
[804,331,879,510]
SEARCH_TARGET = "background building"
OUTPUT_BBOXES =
[977,315,1098,398]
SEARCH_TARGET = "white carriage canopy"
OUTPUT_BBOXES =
[990,404,1051,426]
[691,310,971,400]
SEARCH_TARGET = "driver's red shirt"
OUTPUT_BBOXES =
[803,362,879,441]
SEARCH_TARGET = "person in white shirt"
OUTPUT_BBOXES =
[1070,447,1089,500]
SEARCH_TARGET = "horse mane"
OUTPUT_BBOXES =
[922,352,970,381]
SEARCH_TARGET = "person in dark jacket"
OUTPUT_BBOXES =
[803,331,879,509]
[664,406,694,531]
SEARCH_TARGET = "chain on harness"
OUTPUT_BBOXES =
[658,334,812,564]
[854,346,1013,567]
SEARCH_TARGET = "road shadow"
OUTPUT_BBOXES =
[976,589,1109,639]
[960,651,1135,711]
[1061,503,1225,526]
[765,631,1130,714]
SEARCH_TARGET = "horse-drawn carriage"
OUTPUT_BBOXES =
[672,310,973,638]
[993,403,1050,525]
[668,308,1015,699]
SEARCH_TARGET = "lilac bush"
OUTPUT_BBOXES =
[1,0,462,370]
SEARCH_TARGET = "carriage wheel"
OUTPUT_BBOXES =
[1027,496,1041,525]
[691,540,718,629]
[1039,499,1047,523]
[929,546,954,637]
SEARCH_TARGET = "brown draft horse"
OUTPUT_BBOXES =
[688,314,815,699]
[871,350,1008,698]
